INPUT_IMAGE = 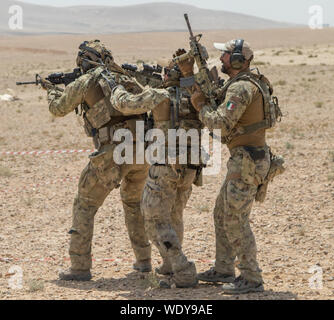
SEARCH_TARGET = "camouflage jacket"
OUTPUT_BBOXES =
[47,66,166,117]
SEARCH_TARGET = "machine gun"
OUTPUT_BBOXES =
[16,68,82,90]
[172,13,223,109]
[121,63,163,88]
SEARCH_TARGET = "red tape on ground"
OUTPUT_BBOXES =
[0,149,94,157]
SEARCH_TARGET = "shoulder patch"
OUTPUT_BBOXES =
[227,101,236,111]
[226,96,242,111]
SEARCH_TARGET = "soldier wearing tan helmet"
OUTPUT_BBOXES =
[177,39,283,294]
[42,39,170,281]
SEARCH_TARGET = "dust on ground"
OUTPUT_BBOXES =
[0,28,334,300]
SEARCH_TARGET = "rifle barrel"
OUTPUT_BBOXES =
[16,81,37,85]
[184,13,194,38]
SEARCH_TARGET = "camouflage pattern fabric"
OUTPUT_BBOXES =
[70,143,150,270]
[47,66,149,117]
[196,71,273,283]
[46,67,155,271]
[111,86,170,115]
[213,146,270,283]
[141,164,198,286]
[47,70,95,117]
[111,85,202,286]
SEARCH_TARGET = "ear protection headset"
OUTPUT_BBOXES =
[230,39,245,70]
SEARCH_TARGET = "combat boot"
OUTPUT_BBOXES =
[133,259,152,273]
[58,268,92,281]
[173,261,198,288]
[155,261,173,275]
[197,267,235,283]
[221,276,264,294]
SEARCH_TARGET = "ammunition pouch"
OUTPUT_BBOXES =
[92,117,141,149]
[255,152,285,203]
[83,113,95,137]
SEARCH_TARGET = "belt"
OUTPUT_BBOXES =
[243,146,266,161]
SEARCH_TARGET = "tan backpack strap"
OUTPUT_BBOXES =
[244,75,271,125]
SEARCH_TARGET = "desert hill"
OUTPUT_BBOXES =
[0,0,292,35]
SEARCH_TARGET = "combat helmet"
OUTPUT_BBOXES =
[76,39,113,73]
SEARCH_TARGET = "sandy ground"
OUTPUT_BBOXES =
[0,28,334,300]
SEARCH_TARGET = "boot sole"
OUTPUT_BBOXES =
[197,276,235,283]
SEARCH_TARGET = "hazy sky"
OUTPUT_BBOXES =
[17,0,333,25]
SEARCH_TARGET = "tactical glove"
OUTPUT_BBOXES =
[40,79,53,91]
[174,48,194,77]
[190,84,207,112]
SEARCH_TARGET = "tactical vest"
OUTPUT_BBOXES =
[218,70,282,148]
[80,67,144,144]
[152,87,202,132]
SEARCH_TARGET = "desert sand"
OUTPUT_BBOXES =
[0,27,334,300]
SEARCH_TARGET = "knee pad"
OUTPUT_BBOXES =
[156,224,181,252]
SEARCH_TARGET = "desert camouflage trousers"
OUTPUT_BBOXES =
[141,164,198,286]
[214,145,270,283]
[69,143,150,271]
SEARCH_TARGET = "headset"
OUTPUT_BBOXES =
[230,39,245,70]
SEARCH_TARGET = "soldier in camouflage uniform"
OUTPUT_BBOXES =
[42,40,170,281]
[110,50,204,288]
[178,39,281,294]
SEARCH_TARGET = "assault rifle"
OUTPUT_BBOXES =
[122,63,163,88]
[16,68,82,90]
[172,13,223,109]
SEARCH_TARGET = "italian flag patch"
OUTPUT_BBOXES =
[227,101,236,111]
